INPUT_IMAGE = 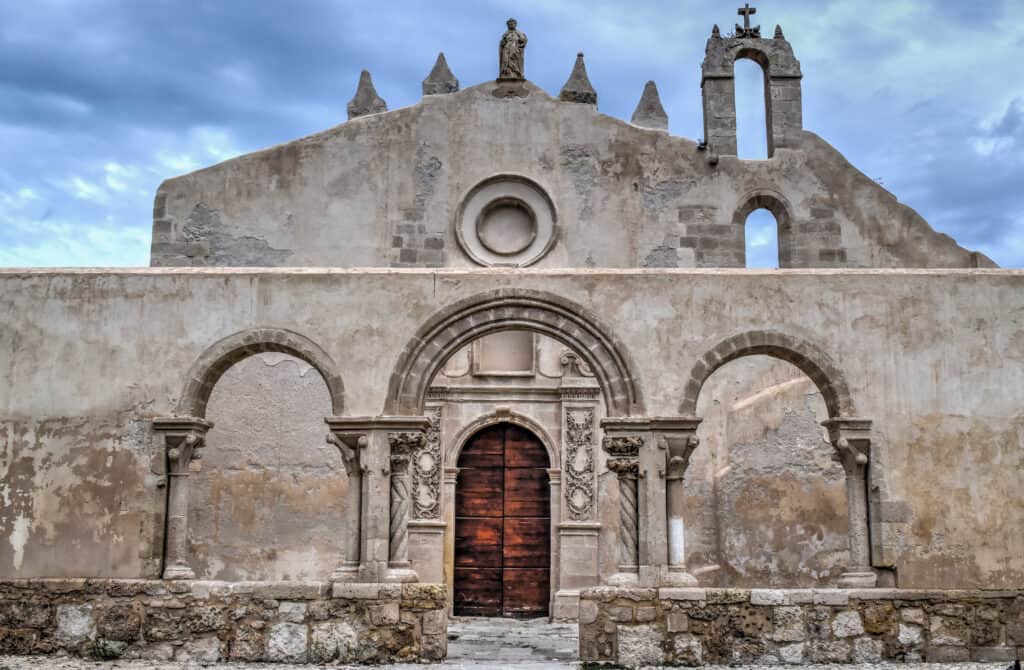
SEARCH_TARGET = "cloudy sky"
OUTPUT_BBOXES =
[1,0,1022,267]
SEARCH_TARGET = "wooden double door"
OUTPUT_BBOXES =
[454,423,551,618]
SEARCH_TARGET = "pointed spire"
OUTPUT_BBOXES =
[559,52,598,105]
[631,81,669,131]
[347,70,387,120]
[712,24,721,39]
[774,24,785,39]
[422,52,459,96]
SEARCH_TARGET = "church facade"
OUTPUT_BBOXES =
[1,8,1022,666]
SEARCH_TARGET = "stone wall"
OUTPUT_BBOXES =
[149,81,990,270]
[2,269,1023,588]
[0,579,446,663]
[580,586,1024,666]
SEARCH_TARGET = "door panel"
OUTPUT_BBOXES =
[504,468,549,517]
[454,423,550,618]
[502,568,550,617]
[502,517,549,568]
[455,466,503,518]
[453,567,502,617]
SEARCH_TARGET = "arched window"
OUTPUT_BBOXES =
[735,58,769,159]
[744,208,779,268]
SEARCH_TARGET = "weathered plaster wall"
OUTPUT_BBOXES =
[0,268,1021,588]
[687,357,848,587]
[150,82,990,270]
[188,353,344,581]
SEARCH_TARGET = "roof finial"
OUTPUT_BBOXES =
[631,81,668,131]
[347,70,387,120]
[774,24,785,39]
[712,24,721,38]
[559,52,598,105]
[423,52,459,96]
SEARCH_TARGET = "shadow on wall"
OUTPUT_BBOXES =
[188,353,345,581]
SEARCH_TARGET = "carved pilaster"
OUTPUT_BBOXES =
[603,435,642,583]
[823,418,877,589]
[153,416,212,580]
[564,408,596,520]
[412,407,442,520]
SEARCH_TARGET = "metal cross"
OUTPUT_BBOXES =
[737,4,757,31]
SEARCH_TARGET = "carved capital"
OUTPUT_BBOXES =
[663,434,701,479]
[327,432,367,475]
[607,458,640,478]
[602,435,643,459]
[388,431,425,455]
[822,418,872,477]
[154,417,212,475]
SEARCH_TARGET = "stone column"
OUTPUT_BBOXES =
[325,416,430,583]
[824,418,878,589]
[326,431,366,582]
[386,431,422,582]
[602,435,642,586]
[655,418,702,587]
[153,416,212,580]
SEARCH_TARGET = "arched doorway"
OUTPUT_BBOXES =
[454,423,550,618]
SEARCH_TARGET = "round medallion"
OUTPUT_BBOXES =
[455,175,557,267]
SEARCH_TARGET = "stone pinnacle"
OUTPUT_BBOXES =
[559,52,598,105]
[631,80,668,130]
[422,52,459,96]
[347,70,387,120]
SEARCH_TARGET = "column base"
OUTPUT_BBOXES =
[838,570,878,588]
[607,571,640,587]
[662,567,699,587]
[162,564,195,580]
[552,590,581,622]
[331,564,361,582]
[384,565,419,583]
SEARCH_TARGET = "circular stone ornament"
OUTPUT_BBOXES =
[455,175,557,267]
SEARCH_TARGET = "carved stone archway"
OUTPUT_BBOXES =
[177,327,345,417]
[158,327,345,579]
[679,329,856,418]
[385,289,644,418]
[677,329,876,587]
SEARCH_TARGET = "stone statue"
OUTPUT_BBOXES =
[498,18,527,81]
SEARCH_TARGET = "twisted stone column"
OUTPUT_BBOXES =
[386,431,422,583]
[825,418,878,589]
[603,435,642,585]
[153,417,211,580]
[326,432,366,582]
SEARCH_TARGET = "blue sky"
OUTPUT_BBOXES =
[1,0,1022,267]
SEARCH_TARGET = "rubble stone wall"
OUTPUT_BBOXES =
[580,587,1024,666]
[0,579,447,664]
